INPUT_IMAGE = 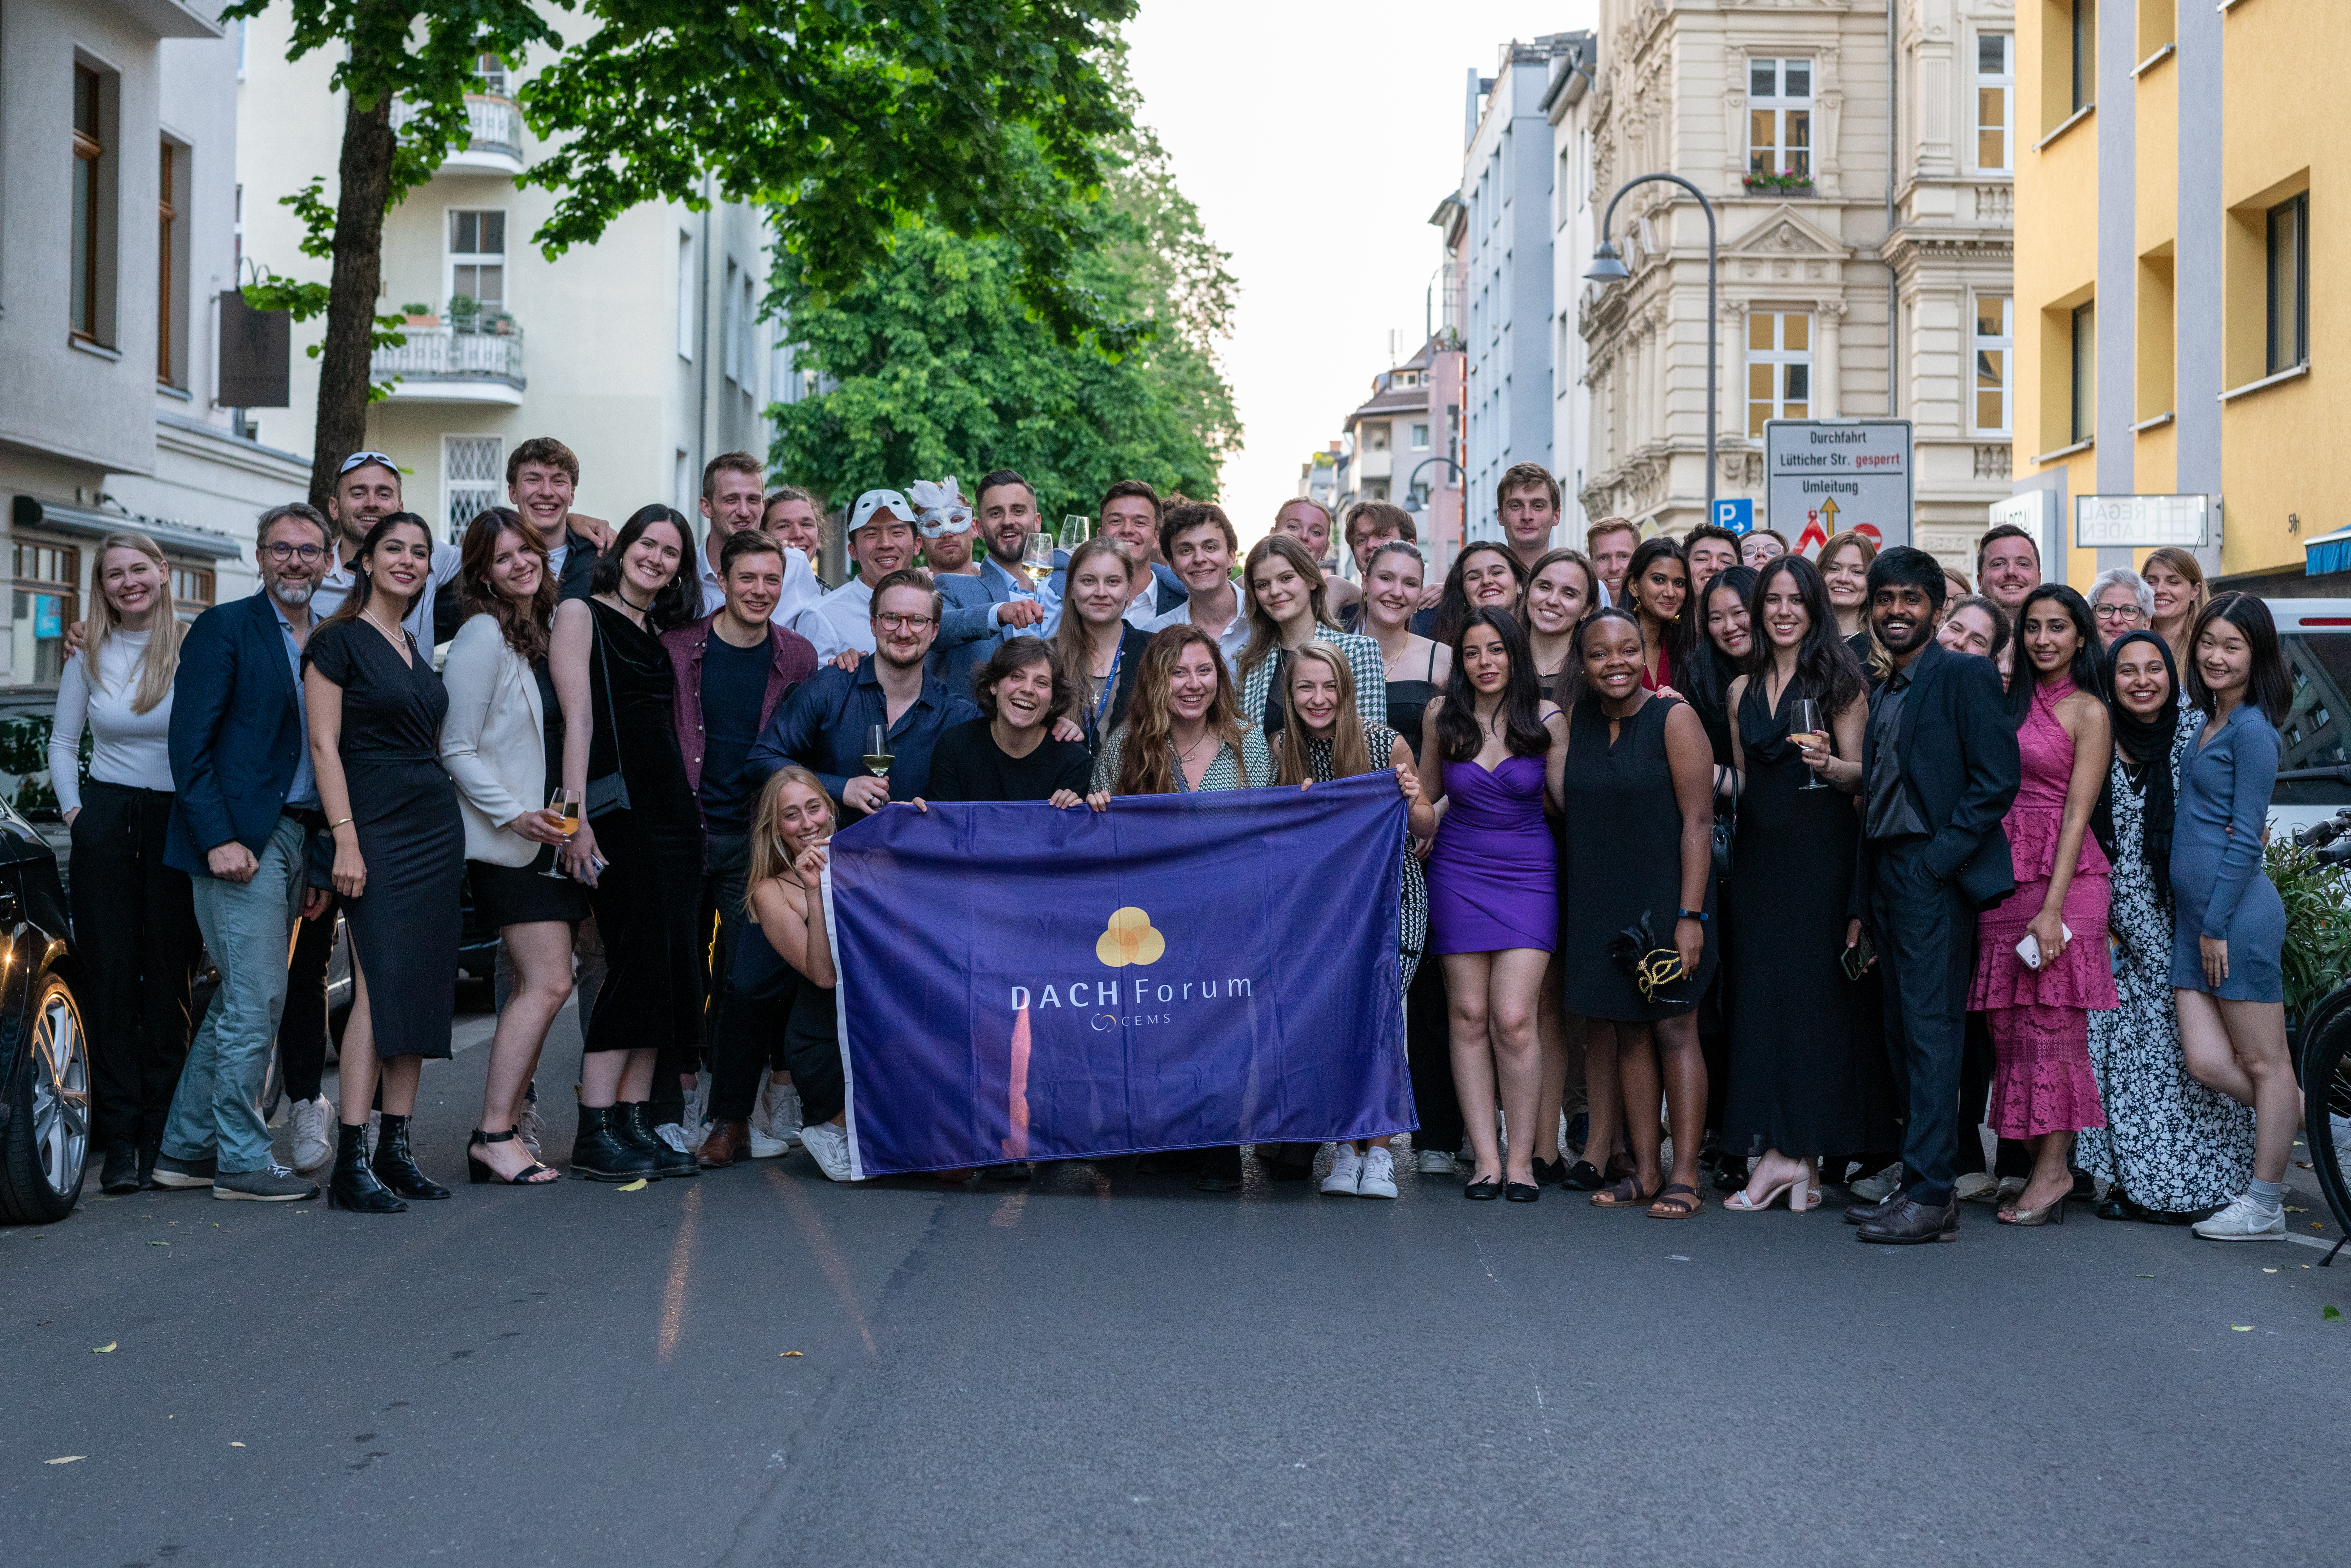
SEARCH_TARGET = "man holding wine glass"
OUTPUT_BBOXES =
[933,470,1060,692]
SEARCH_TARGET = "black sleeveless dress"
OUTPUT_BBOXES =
[1558,692,1715,1023]
[1384,640,1441,764]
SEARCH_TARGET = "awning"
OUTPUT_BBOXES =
[12,495,243,561]
[2306,525,2351,577]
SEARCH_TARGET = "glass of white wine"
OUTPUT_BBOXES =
[863,723,895,785]
[542,786,583,877]
[1790,697,1829,791]
[1021,529,1057,581]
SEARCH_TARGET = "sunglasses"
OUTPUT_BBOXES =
[338,450,399,477]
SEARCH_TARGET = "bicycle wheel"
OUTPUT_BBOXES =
[2303,1005,2351,1247]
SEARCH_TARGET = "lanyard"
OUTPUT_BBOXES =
[1087,636,1125,734]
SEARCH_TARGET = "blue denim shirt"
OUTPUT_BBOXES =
[745,658,980,818]
[271,597,319,809]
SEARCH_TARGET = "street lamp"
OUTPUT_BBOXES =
[1586,174,1718,524]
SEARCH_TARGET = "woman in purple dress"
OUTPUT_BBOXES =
[1419,608,1566,1202]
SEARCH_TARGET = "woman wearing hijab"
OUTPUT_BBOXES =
[2077,631,2254,1223]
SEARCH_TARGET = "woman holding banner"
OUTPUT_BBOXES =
[1419,608,1564,1203]
[1242,643,1434,1198]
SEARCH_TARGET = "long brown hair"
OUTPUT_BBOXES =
[744,766,835,912]
[83,531,183,715]
[1050,536,1136,714]
[1114,623,1248,795]
[457,507,554,663]
[1271,642,1373,785]
[2143,546,2208,635]
[321,511,435,632]
[1238,532,1339,680]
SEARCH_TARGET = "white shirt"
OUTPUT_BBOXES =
[1141,594,1250,675]
[697,539,825,627]
[1038,576,1161,640]
[49,629,175,811]
[791,578,875,662]
[312,537,464,639]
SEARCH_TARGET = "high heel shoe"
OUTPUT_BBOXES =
[1997,1186,2070,1226]
[327,1121,406,1213]
[371,1113,450,1200]
[1726,1165,1820,1213]
[467,1127,558,1186]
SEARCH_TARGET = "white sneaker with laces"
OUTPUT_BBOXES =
[1321,1143,1363,1196]
[748,1125,790,1158]
[759,1079,804,1148]
[1416,1147,1458,1176]
[1358,1146,1399,1199]
[516,1093,546,1157]
[2192,1192,2287,1242]
[1850,1162,1904,1203]
[655,1121,697,1153]
[287,1096,334,1176]
[799,1121,855,1182]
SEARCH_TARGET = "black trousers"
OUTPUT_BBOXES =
[278,897,337,1105]
[707,937,800,1124]
[72,782,202,1151]
[1867,839,1975,1206]
[1404,954,1462,1157]
[699,831,750,1050]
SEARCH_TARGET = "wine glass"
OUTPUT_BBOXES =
[862,723,895,781]
[1021,529,1057,582]
[1058,514,1092,551]
[542,786,583,877]
[1790,698,1828,791]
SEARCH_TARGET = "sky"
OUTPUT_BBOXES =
[1125,0,1598,541]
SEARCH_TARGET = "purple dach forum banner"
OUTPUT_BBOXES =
[823,771,1412,1178]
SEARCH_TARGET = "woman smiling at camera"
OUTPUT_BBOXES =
[1521,547,1596,706]
[1235,533,1386,742]
[1619,537,1692,694]
[926,639,1094,806]
[1430,541,1529,645]
[1050,538,1154,754]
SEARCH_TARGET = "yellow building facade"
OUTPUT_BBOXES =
[2016,0,2347,591]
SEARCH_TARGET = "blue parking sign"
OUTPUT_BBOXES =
[1714,498,1754,536]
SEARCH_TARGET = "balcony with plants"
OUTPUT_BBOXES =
[371,296,525,404]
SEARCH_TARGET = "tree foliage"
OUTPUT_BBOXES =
[767,55,1240,513]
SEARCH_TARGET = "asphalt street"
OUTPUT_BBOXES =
[7,1000,2348,1567]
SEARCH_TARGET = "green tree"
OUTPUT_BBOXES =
[229,0,1138,512]
[768,68,1240,512]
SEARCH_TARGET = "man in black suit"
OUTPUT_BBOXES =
[1850,546,2022,1244]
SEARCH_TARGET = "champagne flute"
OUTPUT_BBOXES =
[1791,697,1829,790]
[862,722,895,781]
[542,786,583,877]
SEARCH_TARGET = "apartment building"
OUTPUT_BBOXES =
[1543,33,1599,538]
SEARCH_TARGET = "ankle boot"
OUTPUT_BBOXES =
[620,1100,698,1179]
[570,1104,659,1182]
[370,1112,450,1199]
[328,1121,406,1213]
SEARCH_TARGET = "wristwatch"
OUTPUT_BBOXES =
[1677,908,1709,923]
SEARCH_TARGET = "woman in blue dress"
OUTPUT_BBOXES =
[2171,593,2297,1242]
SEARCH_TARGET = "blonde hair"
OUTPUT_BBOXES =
[85,532,183,714]
[2143,546,2207,634]
[744,766,835,912]
[1272,643,1373,786]
[1238,532,1340,680]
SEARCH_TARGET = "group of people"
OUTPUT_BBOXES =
[57,444,2298,1245]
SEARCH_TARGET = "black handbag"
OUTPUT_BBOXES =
[584,612,633,820]
[1710,763,1738,880]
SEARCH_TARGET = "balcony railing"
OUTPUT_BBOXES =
[372,324,525,393]
[389,93,524,166]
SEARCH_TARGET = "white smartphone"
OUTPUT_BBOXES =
[2015,923,2073,971]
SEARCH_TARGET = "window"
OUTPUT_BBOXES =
[443,435,504,536]
[475,53,508,98]
[1977,34,2014,172]
[1746,312,1812,434]
[2073,1,2097,115]
[677,232,695,360]
[12,540,80,684]
[157,143,178,383]
[170,564,215,618]
[72,65,104,342]
[1974,295,2012,433]
[1411,422,1430,450]
[447,209,505,312]
[1747,58,1813,180]
[2071,302,2097,443]
[722,258,740,384]
[2268,194,2309,374]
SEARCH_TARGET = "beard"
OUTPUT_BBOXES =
[268,575,319,609]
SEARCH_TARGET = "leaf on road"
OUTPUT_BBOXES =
[149,1241,169,1247]
[2325,1305,2343,1322]
[617,1179,648,1192]
[230,1442,245,1448]
[44,1456,84,1464]
[2231,1325,2254,1331]
[779,1351,804,1357]
[2135,1273,2154,1278]
[91,1342,117,1353]
[2264,1268,2279,1273]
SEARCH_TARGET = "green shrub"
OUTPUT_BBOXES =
[2268,835,2351,1028]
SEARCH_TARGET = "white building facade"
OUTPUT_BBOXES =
[1543,32,1599,538]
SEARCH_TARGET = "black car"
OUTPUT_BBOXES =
[0,790,90,1223]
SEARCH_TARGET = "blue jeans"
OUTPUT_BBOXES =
[159,816,311,1174]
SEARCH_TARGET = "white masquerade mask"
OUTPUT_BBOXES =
[908,476,973,539]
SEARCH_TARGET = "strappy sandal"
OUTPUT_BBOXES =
[468,1127,558,1186]
[1647,1182,1703,1219]
[1589,1177,1658,1209]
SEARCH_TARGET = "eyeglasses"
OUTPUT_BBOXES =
[337,450,398,477]
[874,612,936,631]
[264,542,327,563]
[2093,604,2146,621]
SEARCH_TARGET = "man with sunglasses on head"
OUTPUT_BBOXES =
[310,451,467,639]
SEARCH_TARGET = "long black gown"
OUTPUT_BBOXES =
[1719,677,1894,1158]
[583,600,705,1057]
[304,618,463,1059]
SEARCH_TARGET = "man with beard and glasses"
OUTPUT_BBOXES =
[149,504,339,1202]
[1846,546,2022,1244]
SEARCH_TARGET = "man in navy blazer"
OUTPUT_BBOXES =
[930,470,1057,694]
[151,503,336,1202]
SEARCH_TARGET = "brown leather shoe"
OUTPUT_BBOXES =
[1856,1194,1960,1244]
[698,1119,751,1169]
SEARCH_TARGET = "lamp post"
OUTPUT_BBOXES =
[1587,174,1719,526]
[1402,453,1468,562]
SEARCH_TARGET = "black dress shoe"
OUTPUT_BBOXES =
[1463,1177,1502,1200]
[1563,1160,1605,1191]
[1532,1156,1566,1187]
[100,1144,140,1195]
[135,1141,161,1190]
[1504,1181,1541,1203]
[1844,1188,1904,1226]
[2095,1190,2133,1221]
[1856,1194,1960,1244]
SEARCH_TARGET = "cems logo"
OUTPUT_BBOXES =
[1095,906,1165,967]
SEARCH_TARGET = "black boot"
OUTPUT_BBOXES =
[620,1101,697,1179]
[371,1113,450,1200]
[570,1104,659,1182]
[328,1121,406,1213]
[99,1143,140,1195]
[135,1140,161,1190]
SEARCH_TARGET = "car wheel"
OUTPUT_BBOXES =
[0,974,90,1223]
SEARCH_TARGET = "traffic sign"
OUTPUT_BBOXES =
[1714,498,1754,536]
[1764,419,1913,555]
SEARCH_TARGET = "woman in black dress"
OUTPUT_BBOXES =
[1554,607,1719,1218]
[1720,555,1888,1212]
[926,639,1095,805]
[553,505,705,1182]
[1682,564,1757,1186]
[304,512,466,1213]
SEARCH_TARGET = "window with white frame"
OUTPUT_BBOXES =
[1976,34,2014,173]
[1746,311,1812,435]
[1411,422,1430,450]
[739,273,757,397]
[676,231,695,360]
[447,209,505,311]
[475,52,508,97]
[722,258,740,384]
[1747,59,1813,181]
[1973,295,2012,434]
[443,435,503,537]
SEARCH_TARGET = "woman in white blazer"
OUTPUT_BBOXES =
[440,509,582,1184]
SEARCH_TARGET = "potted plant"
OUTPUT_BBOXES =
[1741,169,1814,196]
[2267,833,2351,1035]
[447,294,480,332]
[399,301,438,326]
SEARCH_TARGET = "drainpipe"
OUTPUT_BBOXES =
[1885,0,1901,416]
[694,182,713,527]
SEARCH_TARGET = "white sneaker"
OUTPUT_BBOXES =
[2192,1192,2287,1242]
[1416,1147,1459,1176]
[287,1096,334,1176]
[1321,1143,1363,1196]
[758,1079,804,1148]
[798,1121,855,1182]
[748,1125,790,1158]
[1358,1146,1399,1199]
[655,1121,701,1154]
[1850,1162,1904,1203]
[515,1092,545,1157]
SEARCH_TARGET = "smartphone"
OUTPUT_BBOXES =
[1841,931,1875,981]
[2015,924,2072,971]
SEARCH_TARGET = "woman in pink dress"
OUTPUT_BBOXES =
[1970,584,2116,1225]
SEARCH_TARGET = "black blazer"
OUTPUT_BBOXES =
[165,593,311,877]
[555,526,601,603]
[1081,624,1155,753]
[1859,637,2022,909]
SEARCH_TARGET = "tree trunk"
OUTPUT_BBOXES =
[307,77,397,515]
